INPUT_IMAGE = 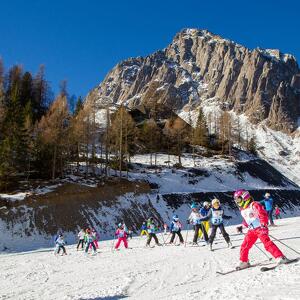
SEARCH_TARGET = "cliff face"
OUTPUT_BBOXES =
[85,28,300,132]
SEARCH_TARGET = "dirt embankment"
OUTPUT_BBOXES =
[0,178,151,236]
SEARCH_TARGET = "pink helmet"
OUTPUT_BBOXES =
[234,189,251,201]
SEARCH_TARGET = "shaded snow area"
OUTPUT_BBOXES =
[1,217,300,300]
[129,153,297,194]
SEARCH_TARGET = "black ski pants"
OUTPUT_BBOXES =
[209,223,230,244]
[77,239,84,249]
[147,233,159,245]
[170,229,184,243]
[193,224,209,243]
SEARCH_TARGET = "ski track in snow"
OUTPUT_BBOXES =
[1,217,300,300]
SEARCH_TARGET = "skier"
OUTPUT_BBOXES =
[234,189,287,269]
[187,203,208,245]
[85,229,97,255]
[128,227,133,239]
[55,234,67,255]
[146,217,162,247]
[199,201,210,240]
[163,223,168,235]
[200,199,232,251]
[140,222,148,236]
[274,205,281,219]
[115,223,128,250]
[169,215,184,244]
[77,229,85,250]
[260,192,274,226]
[90,228,100,249]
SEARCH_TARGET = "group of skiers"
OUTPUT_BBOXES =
[54,190,289,269]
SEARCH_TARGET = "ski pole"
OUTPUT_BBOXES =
[110,235,116,252]
[269,234,300,255]
[241,232,272,261]
[184,224,190,247]
[163,232,172,245]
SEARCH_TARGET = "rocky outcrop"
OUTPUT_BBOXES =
[85,28,300,132]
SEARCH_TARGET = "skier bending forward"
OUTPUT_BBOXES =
[234,189,287,269]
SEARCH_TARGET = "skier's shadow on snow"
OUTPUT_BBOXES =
[80,295,127,300]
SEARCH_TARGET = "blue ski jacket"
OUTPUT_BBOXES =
[260,197,273,211]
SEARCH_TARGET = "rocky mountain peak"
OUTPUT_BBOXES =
[85,28,300,132]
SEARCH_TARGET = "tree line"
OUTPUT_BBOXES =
[0,59,257,192]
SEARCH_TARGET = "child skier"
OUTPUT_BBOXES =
[146,217,162,247]
[85,229,97,255]
[187,203,208,245]
[200,199,232,251]
[90,228,100,249]
[169,215,184,244]
[77,229,85,250]
[163,223,168,235]
[115,223,128,250]
[55,234,67,255]
[274,205,281,219]
[140,222,148,236]
[198,201,210,241]
[234,189,287,269]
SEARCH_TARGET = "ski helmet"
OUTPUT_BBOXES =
[234,189,251,208]
[118,223,123,228]
[211,198,220,207]
[203,201,210,207]
[191,203,197,209]
[173,214,179,221]
[265,192,271,198]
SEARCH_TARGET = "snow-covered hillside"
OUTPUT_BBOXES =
[1,217,299,300]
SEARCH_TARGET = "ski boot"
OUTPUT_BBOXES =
[276,256,289,265]
[236,261,250,270]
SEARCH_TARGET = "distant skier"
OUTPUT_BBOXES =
[200,199,232,251]
[187,203,208,245]
[115,223,128,250]
[274,205,281,219]
[146,217,162,247]
[128,227,133,239]
[77,229,85,250]
[260,192,274,226]
[55,234,67,255]
[234,189,287,269]
[90,228,100,249]
[163,223,168,235]
[169,215,184,244]
[198,201,210,241]
[85,229,97,255]
[140,222,148,236]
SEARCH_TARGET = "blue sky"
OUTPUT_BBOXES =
[0,0,299,98]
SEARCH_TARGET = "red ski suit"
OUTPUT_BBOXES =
[239,201,283,262]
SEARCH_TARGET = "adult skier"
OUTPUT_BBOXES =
[115,223,128,250]
[169,215,184,244]
[234,189,287,269]
[260,192,275,226]
[188,203,209,245]
[200,199,232,251]
[146,217,161,247]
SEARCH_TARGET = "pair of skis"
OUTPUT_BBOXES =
[216,258,299,275]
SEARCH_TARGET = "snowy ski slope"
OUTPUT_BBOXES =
[1,216,299,300]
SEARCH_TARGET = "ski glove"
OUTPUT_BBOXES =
[236,226,243,233]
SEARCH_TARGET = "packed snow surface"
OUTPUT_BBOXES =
[1,217,300,300]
